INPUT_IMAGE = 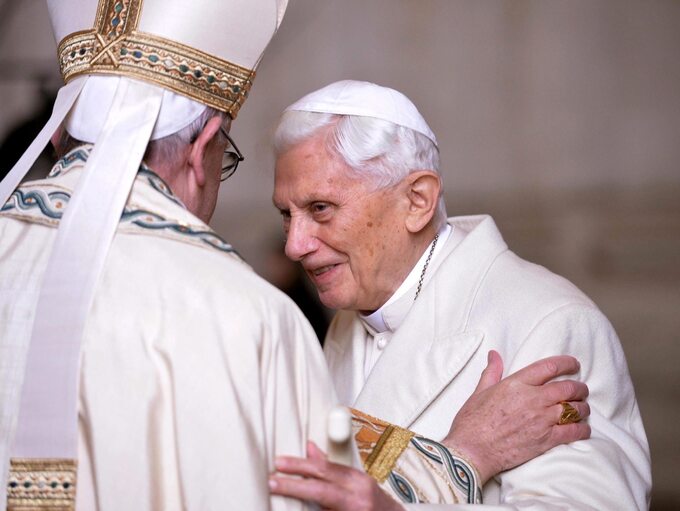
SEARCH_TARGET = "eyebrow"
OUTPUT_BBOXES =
[271,197,287,213]
[272,190,327,214]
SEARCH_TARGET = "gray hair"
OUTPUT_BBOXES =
[57,107,227,166]
[273,111,447,225]
[144,107,226,164]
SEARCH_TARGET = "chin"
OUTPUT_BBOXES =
[318,291,354,311]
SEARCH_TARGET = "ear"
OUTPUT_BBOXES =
[403,170,441,233]
[188,115,223,187]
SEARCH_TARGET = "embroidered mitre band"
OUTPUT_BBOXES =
[57,0,255,117]
[0,1,288,508]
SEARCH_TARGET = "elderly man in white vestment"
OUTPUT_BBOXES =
[0,0,344,509]
[0,4,599,511]
[270,81,652,510]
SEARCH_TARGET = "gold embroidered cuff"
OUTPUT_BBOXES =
[351,408,415,483]
[7,458,77,511]
[364,425,414,483]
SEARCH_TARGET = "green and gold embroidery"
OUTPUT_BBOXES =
[0,147,238,256]
[352,408,414,483]
[7,458,77,511]
[57,0,254,117]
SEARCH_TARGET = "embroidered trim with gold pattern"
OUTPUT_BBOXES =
[351,408,414,483]
[7,458,76,511]
[364,426,414,483]
[56,0,255,117]
[0,148,239,257]
[95,0,143,38]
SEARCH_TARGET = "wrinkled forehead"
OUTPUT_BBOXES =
[274,128,381,189]
[274,129,337,175]
[273,136,383,205]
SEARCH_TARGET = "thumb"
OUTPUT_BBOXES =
[473,350,504,393]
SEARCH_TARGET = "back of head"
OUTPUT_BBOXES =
[49,0,288,117]
[0,0,290,495]
[4,0,290,197]
[51,0,288,145]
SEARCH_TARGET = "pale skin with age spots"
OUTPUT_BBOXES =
[270,130,591,510]
[146,115,231,223]
[269,351,590,510]
[273,127,439,314]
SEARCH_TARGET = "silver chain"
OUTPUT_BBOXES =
[414,233,439,302]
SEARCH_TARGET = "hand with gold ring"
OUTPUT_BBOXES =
[442,351,591,485]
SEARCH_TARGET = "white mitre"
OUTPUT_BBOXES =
[285,79,438,147]
[0,0,288,507]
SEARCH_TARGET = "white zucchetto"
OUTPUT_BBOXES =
[285,80,438,147]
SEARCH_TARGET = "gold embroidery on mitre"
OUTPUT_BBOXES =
[57,0,255,117]
[7,458,77,511]
[351,408,414,483]
[95,0,143,37]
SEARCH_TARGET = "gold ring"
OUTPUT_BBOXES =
[558,402,581,425]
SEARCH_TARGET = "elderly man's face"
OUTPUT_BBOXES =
[273,133,410,312]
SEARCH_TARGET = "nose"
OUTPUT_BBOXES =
[284,216,318,262]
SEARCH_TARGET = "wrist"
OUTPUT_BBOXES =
[441,437,491,486]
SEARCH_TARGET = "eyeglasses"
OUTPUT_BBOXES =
[219,127,244,182]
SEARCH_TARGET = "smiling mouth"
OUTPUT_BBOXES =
[311,264,338,277]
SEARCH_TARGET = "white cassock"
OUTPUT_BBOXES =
[325,215,651,510]
[0,145,338,510]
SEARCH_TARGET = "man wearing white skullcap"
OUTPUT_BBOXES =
[0,4,610,510]
[0,1,351,509]
[270,80,651,509]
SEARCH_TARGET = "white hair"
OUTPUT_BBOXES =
[59,107,227,166]
[145,107,226,164]
[274,111,447,224]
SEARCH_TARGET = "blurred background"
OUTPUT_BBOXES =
[1,0,678,507]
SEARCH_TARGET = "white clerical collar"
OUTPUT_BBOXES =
[361,223,452,333]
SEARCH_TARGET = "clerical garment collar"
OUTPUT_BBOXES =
[360,223,452,334]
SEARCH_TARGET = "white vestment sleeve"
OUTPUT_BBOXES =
[488,303,650,510]
[403,304,650,510]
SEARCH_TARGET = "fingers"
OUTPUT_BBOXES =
[270,454,386,511]
[511,355,580,386]
[271,453,354,508]
[473,350,504,393]
[306,441,326,461]
[273,455,322,478]
[274,454,347,482]
[550,421,592,445]
[269,474,345,509]
[540,379,589,405]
